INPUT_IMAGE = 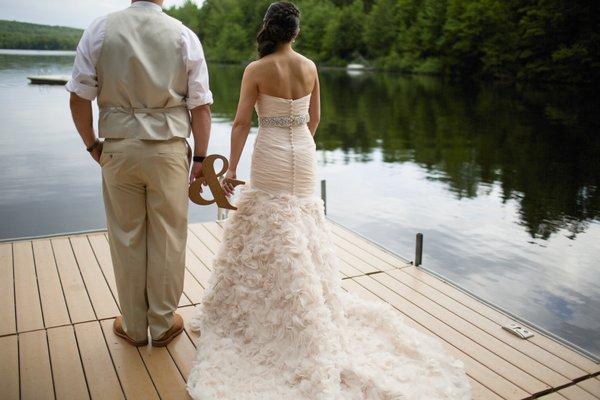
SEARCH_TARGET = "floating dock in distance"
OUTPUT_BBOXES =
[27,75,70,85]
[0,220,598,399]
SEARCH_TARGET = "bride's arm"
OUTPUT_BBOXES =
[308,66,321,137]
[224,64,258,194]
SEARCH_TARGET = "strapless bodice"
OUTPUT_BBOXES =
[255,93,311,127]
[250,92,316,198]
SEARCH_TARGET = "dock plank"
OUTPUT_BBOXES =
[401,266,600,375]
[89,234,119,306]
[558,384,599,400]
[19,330,54,400]
[32,240,71,328]
[329,221,409,267]
[189,223,220,252]
[331,233,389,272]
[13,241,44,332]
[391,267,586,381]
[75,321,124,400]
[577,376,600,397]
[376,270,570,388]
[185,248,211,287]
[52,237,96,323]
[198,220,224,237]
[333,242,382,274]
[0,335,19,400]
[183,269,205,304]
[341,278,525,400]
[139,345,191,400]
[0,243,16,336]
[47,325,90,400]
[100,319,160,400]
[537,393,569,400]
[179,291,192,307]
[71,235,120,319]
[336,258,363,278]
[469,379,505,400]
[167,326,197,378]
[179,306,201,347]
[329,222,410,270]
[353,274,547,396]
[186,227,215,270]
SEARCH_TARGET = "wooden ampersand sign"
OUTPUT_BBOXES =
[188,154,245,210]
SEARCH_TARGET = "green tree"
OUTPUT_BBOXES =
[294,0,337,60]
[165,0,202,33]
[322,0,365,62]
[363,0,399,59]
[162,0,599,83]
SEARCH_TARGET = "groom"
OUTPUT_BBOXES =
[67,0,212,346]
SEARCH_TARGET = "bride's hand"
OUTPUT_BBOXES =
[221,170,237,197]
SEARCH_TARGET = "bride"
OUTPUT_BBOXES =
[187,2,471,399]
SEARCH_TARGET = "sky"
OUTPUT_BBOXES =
[0,0,204,29]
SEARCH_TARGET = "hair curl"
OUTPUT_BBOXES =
[256,2,300,58]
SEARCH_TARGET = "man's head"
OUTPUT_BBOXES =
[132,0,165,7]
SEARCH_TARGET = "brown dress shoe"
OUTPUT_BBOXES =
[113,316,148,347]
[152,313,184,347]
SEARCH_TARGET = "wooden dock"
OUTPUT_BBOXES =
[0,221,597,399]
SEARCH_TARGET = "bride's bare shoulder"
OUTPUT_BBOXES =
[297,52,317,66]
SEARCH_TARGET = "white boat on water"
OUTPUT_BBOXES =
[346,63,366,70]
[346,63,368,77]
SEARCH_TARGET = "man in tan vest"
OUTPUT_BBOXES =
[67,0,212,347]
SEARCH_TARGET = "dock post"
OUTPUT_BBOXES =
[321,179,327,215]
[217,207,228,221]
[415,233,423,266]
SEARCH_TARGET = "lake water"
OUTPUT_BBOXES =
[1,50,598,359]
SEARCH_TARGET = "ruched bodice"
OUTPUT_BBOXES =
[251,93,316,197]
[255,92,311,118]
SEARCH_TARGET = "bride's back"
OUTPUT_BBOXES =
[253,51,317,100]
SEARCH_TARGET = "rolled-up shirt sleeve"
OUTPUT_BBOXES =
[182,26,214,109]
[66,16,106,101]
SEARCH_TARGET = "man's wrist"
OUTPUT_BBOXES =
[192,155,206,163]
[86,139,101,153]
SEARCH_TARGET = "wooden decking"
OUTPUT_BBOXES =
[0,221,597,400]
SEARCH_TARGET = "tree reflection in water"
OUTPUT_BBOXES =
[209,65,600,241]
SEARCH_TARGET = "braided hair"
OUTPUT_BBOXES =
[256,2,300,58]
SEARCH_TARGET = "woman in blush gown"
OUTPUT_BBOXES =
[186,2,471,399]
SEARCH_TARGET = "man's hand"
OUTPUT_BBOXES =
[190,161,204,190]
[90,141,103,165]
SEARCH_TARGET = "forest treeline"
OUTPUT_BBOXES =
[167,0,600,83]
[0,20,82,51]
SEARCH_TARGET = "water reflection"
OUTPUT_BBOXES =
[210,65,600,242]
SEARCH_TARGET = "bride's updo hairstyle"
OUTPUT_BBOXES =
[256,2,300,58]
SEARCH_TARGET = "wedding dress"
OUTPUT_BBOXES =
[186,93,471,400]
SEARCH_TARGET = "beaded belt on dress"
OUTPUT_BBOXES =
[258,114,310,128]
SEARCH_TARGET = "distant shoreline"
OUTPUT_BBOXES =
[0,20,82,51]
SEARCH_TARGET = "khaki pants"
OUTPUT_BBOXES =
[100,137,190,341]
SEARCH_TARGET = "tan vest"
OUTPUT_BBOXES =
[97,7,191,140]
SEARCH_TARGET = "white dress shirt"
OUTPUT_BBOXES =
[66,1,213,109]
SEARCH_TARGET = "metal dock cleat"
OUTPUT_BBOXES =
[502,322,534,339]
